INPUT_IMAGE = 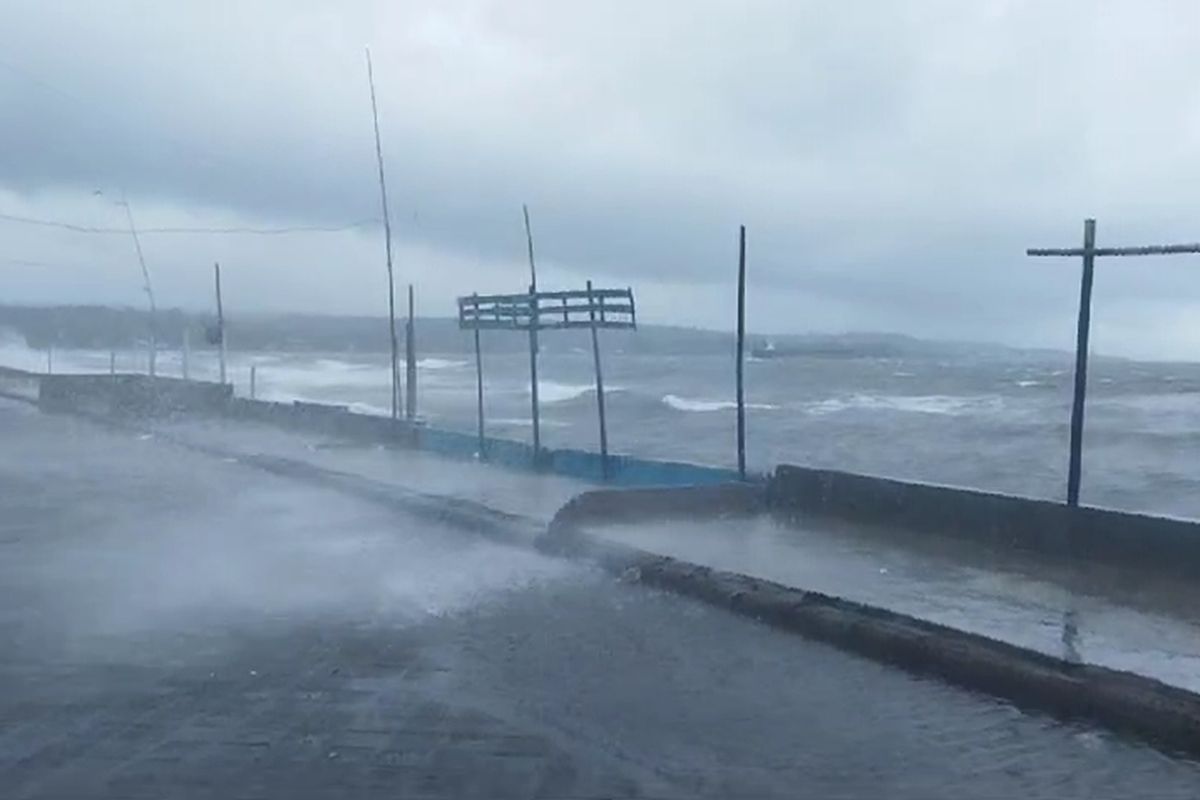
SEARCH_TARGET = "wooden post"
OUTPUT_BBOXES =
[1066,218,1096,507]
[405,283,417,420]
[528,283,541,459]
[45,346,52,375]
[736,224,747,480]
[473,300,486,459]
[250,365,257,400]
[586,280,610,479]
[366,48,401,422]
[214,262,227,385]
[181,326,190,380]
[523,205,542,461]
[109,350,116,376]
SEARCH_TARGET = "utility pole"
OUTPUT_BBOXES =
[1027,219,1200,506]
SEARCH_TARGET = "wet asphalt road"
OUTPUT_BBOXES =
[3,400,1200,798]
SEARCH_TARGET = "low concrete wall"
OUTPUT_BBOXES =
[0,366,40,403]
[552,482,765,528]
[768,464,1200,576]
[38,374,232,418]
[543,491,1200,759]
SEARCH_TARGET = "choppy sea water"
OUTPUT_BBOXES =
[7,335,1200,520]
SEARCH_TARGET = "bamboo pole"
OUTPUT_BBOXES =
[365,47,401,421]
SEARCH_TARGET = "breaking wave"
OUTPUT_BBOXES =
[662,394,779,413]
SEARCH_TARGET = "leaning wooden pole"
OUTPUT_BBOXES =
[365,47,401,421]
[586,280,610,479]
[523,205,541,459]
[736,224,747,480]
[1066,218,1096,507]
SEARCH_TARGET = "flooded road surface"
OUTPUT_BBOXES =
[587,514,1200,693]
[3,400,1200,798]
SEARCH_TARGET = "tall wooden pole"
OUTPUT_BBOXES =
[473,304,486,459]
[405,283,416,420]
[523,205,541,459]
[214,262,227,385]
[1066,218,1096,507]
[736,225,747,480]
[586,280,609,479]
[366,47,401,421]
[181,326,190,380]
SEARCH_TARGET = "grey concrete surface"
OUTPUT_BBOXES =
[4,400,1200,798]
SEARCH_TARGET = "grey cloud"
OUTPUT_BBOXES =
[2,0,1200,357]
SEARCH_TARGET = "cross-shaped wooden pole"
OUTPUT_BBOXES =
[1027,219,1200,506]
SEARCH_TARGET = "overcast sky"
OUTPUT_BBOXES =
[2,1,1199,357]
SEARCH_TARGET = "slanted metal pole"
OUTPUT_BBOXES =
[46,346,52,375]
[1066,218,1096,507]
[736,224,747,480]
[405,283,417,420]
[214,262,227,385]
[586,280,610,479]
[250,365,257,400]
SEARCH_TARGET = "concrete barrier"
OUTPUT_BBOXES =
[768,464,1200,576]
[542,487,1200,759]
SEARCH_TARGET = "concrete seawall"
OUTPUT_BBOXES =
[768,464,1200,576]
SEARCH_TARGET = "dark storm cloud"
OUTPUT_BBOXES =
[2,0,1200,356]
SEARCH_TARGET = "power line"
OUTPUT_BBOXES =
[0,212,379,236]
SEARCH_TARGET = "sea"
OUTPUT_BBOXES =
[5,333,1199,521]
